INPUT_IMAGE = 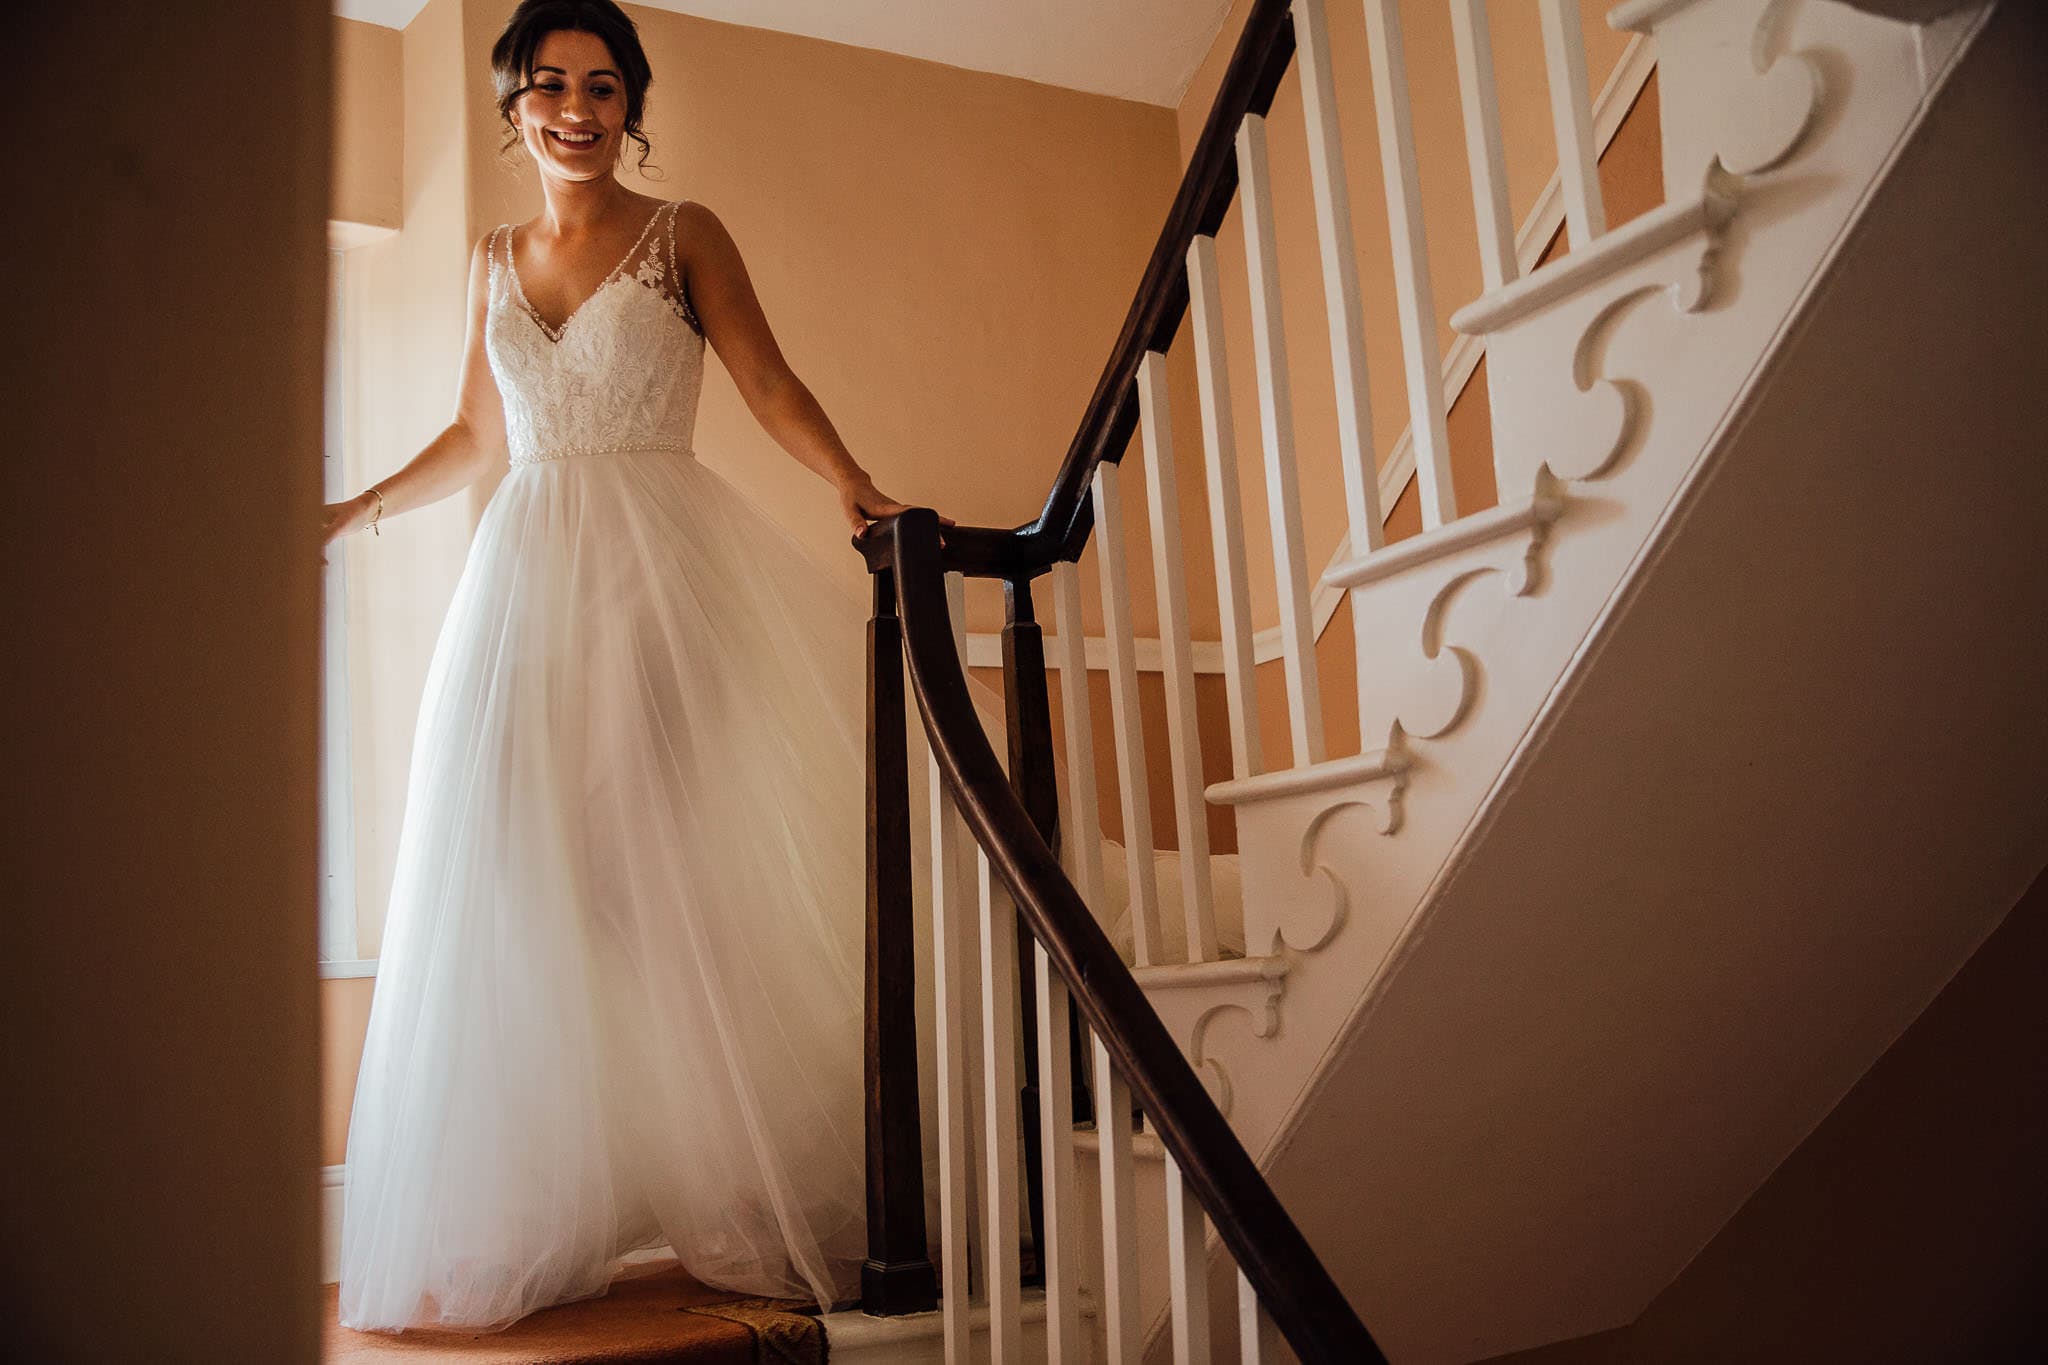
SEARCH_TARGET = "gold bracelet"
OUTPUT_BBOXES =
[366,485,385,536]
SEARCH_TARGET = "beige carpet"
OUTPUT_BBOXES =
[323,1261,826,1364]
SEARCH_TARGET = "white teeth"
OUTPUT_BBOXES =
[551,130,598,144]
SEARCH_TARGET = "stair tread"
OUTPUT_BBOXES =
[323,1261,823,1364]
[1207,748,1408,806]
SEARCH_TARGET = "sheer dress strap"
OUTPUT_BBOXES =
[485,224,510,302]
[666,201,703,337]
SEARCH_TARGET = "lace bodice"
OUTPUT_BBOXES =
[486,200,707,468]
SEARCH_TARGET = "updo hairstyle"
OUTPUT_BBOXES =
[490,0,657,171]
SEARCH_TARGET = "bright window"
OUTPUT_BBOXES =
[321,248,371,978]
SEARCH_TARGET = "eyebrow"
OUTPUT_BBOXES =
[532,65,621,78]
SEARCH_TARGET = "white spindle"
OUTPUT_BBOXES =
[1049,560,1107,907]
[1236,114,1328,768]
[1358,0,1457,528]
[1538,0,1607,246]
[1035,947,1083,1363]
[1447,0,1518,291]
[1237,1270,1282,1365]
[1095,1041,1142,1365]
[1184,236,1262,782]
[978,852,1023,1362]
[1091,462,1164,963]
[1295,0,1390,748]
[1165,1155,1214,1364]
[1293,0,1386,555]
[928,573,977,1363]
[1136,352,1219,964]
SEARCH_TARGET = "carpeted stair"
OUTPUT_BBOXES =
[323,1260,826,1364]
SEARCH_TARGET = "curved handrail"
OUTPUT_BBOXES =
[879,507,1384,1364]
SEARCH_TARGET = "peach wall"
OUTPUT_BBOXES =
[332,17,402,229]
[323,978,377,1167]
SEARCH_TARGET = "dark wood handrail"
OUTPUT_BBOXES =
[860,0,1300,584]
[880,507,1382,1363]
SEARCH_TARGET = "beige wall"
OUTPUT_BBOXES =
[333,17,402,230]
[323,977,377,1167]
[7,0,329,1356]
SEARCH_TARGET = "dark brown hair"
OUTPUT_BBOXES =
[490,0,656,171]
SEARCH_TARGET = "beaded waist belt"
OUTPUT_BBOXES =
[510,436,692,468]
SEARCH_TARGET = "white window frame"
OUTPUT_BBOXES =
[320,247,373,980]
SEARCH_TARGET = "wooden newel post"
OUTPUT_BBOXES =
[1002,576,1062,1283]
[863,568,938,1315]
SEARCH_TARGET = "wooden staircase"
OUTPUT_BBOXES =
[853,0,2039,1361]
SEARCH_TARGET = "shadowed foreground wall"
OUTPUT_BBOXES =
[2,0,328,1360]
[1489,862,2048,1363]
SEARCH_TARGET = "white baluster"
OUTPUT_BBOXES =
[978,852,1022,1362]
[1136,352,1218,964]
[1095,1040,1141,1365]
[1184,236,1263,782]
[1035,946,1082,1363]
[1049,560,1107,907]
[1357,0,1457,528]
[928,572,976,1362]
[1294,0,1385,555]
[1447,0,1518,291]
[1236,114,1328,767]
[1091,462,1164,963]
[1538,0,1607,246]
[1295,0,1389,749]
[1237,1270,1282,1365]
[1165,1154,1213,1365]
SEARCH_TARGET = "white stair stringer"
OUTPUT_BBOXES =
[1108,1,2043,1361]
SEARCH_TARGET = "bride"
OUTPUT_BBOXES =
[322,0,926,1333]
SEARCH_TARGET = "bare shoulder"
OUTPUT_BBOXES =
[672,200,738,253]
[464,230,500,303]
[469,228,502,273]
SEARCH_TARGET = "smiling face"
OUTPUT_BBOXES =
[513,29,630,180]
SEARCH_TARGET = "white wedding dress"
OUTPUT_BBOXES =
[339,200,878,1332]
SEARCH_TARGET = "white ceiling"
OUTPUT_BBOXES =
[333,0,1233,108]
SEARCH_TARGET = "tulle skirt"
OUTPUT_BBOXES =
[338,447,875,1332]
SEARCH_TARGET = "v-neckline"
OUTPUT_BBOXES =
[506,203,670,345]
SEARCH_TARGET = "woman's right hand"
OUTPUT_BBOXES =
[321,491,377,562]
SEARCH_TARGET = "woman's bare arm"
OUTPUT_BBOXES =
[323,234,509,545]
[680,202,916,537]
